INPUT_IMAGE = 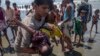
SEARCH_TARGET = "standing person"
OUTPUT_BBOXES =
[89,9,100,42]
[14,0,54,56]
[60,0,74,52]
[74,10,86,47]
[77,0,92,41]
[5,0,16,44]
[0,0,8,55]
[77,0,92,28]
[12,3,21,39]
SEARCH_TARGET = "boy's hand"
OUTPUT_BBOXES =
[47,23,54,30]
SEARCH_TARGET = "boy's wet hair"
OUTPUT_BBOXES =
[34,0,54,10]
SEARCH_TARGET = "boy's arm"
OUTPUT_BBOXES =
[14,26,33,53]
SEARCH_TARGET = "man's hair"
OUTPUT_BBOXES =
[34,0,54,10]
[13,3,17,5]
[95,9,99,14]
[5,0,10,4]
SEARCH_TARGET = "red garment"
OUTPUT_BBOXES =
[0,7,5,20]
[14,8,21,20]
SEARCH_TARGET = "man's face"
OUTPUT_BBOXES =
[13,4,17,8]
[35,5,49,17]
[6,2,10,7]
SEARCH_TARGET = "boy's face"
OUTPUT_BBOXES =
[35,5,49,17]
[13,4,17,8]
[80,12,85,16]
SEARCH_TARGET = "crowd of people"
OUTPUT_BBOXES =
[0,0,100,56]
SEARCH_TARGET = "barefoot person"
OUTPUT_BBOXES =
[89,9,100,42]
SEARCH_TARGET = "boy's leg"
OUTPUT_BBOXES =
[74,34,77,43]
[89,23,94,42]
[90,23,94,32]
[76,35,81,47]
[78,35,81,44]
[52,37,58,46]
[95,23,98,33]
[64,35,73,51]
[60,36,65,51]
[3,29,11,47]
[0,32,2,48]
[10,27,16,40]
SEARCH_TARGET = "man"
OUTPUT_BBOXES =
[12,3,21,39]
[5,0,15,45]
[14,0,54,56]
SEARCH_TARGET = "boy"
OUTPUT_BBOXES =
[14,0,54,56]
[89,9,100,42]
[74,10,87,47]
[12,3,21,39]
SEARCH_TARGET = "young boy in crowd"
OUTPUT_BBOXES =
[14,0,54,56]
[74,10,87,47]
[89,9,100,42]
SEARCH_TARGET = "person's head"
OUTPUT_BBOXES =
[34,0,54,17]
[53,5,57,10]
[95,9,99,15]
[81,0,88,3]
[5,0,10,8]
[13,3,17,9]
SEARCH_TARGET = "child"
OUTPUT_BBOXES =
[74,10,86,47]
[89,9,100,42]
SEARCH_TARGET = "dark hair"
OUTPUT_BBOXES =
[95,9,99,14]
[31,2,34,6]
[13,3,17,6]
[5,0,10,4]
[34,0,54,10]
